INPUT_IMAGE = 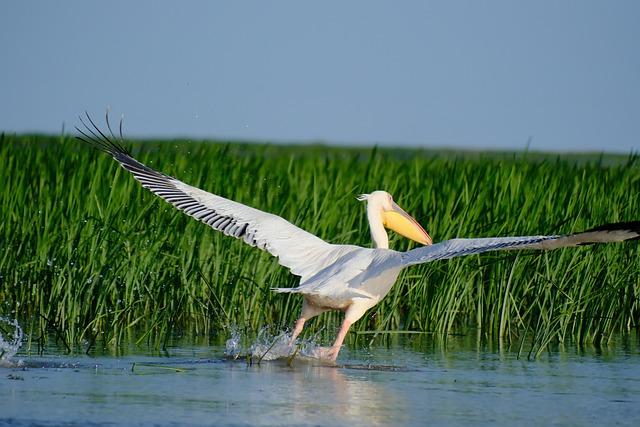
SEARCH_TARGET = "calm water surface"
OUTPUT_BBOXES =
[2,334,640,426]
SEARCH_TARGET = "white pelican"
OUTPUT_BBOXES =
[76,114,639,361]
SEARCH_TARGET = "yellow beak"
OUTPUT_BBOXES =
[382,202,432,245]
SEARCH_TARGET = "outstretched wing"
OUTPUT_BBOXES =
[401,222,639,267]
[76,113,335,281]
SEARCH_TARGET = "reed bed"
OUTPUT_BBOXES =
[1,133,638,354]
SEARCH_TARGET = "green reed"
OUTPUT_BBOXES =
[1,133,638,353]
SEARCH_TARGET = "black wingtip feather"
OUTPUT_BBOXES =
[75,111,131,157]
[585,221,640,241]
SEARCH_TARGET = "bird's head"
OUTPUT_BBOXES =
[357,191,432,245]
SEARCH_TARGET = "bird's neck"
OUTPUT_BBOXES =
[367,204,389,249]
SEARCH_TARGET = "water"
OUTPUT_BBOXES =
[2,329,640,426]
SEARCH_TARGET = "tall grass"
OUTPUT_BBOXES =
[1,133,638,353]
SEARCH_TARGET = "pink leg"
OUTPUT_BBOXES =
[320,319,352,361]
[317,301,370,361]
[289,317,306,346]
[289,299,327,346]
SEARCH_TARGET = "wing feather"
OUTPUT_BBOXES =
[401,222,639,267]
[76,114,335,281]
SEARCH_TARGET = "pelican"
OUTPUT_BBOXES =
[76,114,639,361]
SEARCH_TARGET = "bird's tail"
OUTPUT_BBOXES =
[271,286,300,294]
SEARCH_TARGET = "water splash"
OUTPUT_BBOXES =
[224,325,321,362]
[224,326,242,359]
[0,317,24,367]
[248,327,295,361]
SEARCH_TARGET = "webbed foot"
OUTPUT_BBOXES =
[312,345,341,362]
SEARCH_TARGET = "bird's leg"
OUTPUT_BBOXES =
[289,317,306,346]
[289,299,326,347]
[315,301,370,362]
[318,319,352,362]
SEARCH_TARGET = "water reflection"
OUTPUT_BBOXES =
[232,360,407,426]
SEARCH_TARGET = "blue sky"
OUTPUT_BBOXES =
[1,1,639,152]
